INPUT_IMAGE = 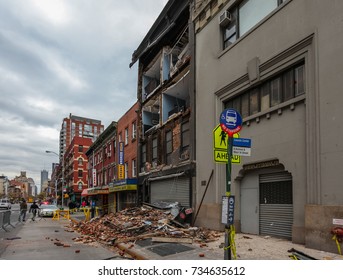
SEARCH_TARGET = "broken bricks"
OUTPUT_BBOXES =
[69,206,222,247]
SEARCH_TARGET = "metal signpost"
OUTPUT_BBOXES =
[219,108,242,260]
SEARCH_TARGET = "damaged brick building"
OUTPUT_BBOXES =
[130,0,196,212]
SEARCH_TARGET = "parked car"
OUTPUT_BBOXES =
[38,204,58,217]
[0,198,11,210]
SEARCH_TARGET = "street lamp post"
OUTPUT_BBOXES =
[46,150,65,208]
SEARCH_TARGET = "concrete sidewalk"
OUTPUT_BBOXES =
[61,212,343,260]
[0,217,119,260]
[116,232,343,260]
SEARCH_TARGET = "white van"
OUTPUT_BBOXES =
[0,198,11,209]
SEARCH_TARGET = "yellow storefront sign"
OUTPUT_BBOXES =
[213,124,240,164]
[109,185,137,192]
[118,164,124,180]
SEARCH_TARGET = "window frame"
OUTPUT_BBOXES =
[132,121,137,140]
[224,62,305,118]
[222,0,286,50]
[181,121,190,154]
[165,130,173,165]
[152,135,158,163]
[125,127,129,145]
[132,159,136,177]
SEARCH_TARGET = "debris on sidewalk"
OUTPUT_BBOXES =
[68,206,222,247]
[288,248,317,260]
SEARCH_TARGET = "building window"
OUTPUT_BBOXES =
[224,63,305,118]
[152,136,158,164]
[222,0,284,49]
[78,158,83,166]
[141,144,146,170]
[294,65,305,96]
[125,127,129,145]
[78,170,83,178]
[132,159,136,177]
[79,145,83,152]
[124,162,128,179]
[239,0,278,35]
[270,76,282,107]
[223,8,238,48]
[249,88,259,115]
[181,121,190,154]
[78,182,83,190]
[132,122,137,140]
[165,130,173,165]
[261,83,271,111]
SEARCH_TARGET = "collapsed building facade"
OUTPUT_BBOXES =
[130,1,195,213]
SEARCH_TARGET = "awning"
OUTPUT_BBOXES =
[81,187,109,197]
[81,189,88,197]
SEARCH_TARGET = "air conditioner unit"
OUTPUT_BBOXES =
[219,10,231,27]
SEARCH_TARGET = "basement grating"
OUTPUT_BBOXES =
[146,243,194,257]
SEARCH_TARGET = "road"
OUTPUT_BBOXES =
[0,203,125,260]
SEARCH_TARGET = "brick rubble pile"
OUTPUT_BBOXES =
[69,206,221,246]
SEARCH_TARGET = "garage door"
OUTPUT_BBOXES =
[150,176,190,208]
[259,172,293,239]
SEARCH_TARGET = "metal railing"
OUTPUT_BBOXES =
[1,210,15,232]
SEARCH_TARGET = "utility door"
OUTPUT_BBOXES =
[240,176,259,234]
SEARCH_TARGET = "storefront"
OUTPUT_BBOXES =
[109,179,138,211]
[81,186,109,214]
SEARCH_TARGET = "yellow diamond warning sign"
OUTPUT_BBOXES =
[213,124,240,164]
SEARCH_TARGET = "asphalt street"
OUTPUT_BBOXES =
[0,204,120,260]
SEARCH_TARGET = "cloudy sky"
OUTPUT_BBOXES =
[0,0,168,187]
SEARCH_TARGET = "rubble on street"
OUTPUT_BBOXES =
[68,205,222,248]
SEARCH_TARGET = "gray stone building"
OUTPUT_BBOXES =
[192,0,343,253]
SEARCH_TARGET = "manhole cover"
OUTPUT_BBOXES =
[147,243,194,257]
[136,238,153,247]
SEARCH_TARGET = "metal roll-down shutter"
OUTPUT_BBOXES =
[150,176,190,208]
[259,172,293,239]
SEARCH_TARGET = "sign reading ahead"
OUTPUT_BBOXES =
[213,124,240,164]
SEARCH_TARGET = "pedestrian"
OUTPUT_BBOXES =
[91,200,96,218]
[29,201,40,221]
[18,199,28,222]
[81,200,86,208]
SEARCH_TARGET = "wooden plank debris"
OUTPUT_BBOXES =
[152,237,193,244]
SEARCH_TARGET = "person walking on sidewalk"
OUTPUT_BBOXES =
[18,199,28,222]
[29,201,40,221]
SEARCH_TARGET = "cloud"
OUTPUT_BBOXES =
[0,0,168,186]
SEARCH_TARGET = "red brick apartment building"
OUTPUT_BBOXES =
[59,114,104,161]
[50,114,104,206]
[85,121,117,212]
[113,102,139,211]
[64,136,93,203]
[84,103,138,213]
